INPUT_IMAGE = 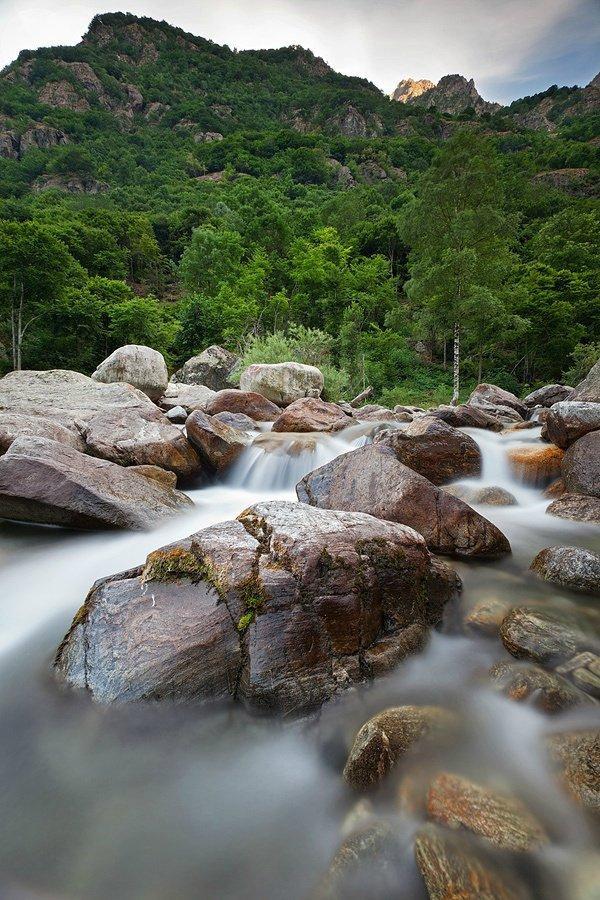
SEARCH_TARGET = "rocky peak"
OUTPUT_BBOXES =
[392,73,501,116]
[392,78,435,104]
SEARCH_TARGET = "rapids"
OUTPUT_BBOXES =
[0,422,598,899]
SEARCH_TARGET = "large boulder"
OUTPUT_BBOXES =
[531,546,600,595]
[186,410,252,472]
[542,401,600,448]
[571,358,600,403]
[0,436,192,530]
[500,606,599,667]
[523,384,574,408]
[427,404,503,432]
[296,443,511,558]
[468,383,528,419]
[507,444,564,486]
[82,408,201,479]
[54,501,460,714]
[562,431,600,497]
[547,493,600,524]
[172,345,239,391]
[204,389,281,422]
[374,415,481,484]
[0,411,85,455]
[271,397,350,433]
[91,345,168,400]
[159,382,216,414]
[239,361,324,406]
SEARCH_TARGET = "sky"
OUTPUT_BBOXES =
[0,0,598,104]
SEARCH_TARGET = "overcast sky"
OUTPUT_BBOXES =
[1,0,598,103]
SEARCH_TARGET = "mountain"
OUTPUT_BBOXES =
[391,74,501,116]
[391,78,435,104]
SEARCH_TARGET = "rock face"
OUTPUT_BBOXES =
[427,404,503,432]
[343,706,457,790]
[0,436,192,530]
[91,345,168,400]
[297,443,511,558]
[393,74,500,116]
[522,384,574,409]
[54,501,459,713]
[571,358,600,403]
[239,362,324,406]
[374,415,481,484]
[507,444,564,486]
[204,389,281,422]
[391,77,435,103]
[547,493,600,524]
[500,606,598,667]
[82,408,201,479]
[426,773,547,851]
[172,345,239,391]
[0,412,85,455]
[489,661,594,713]
[531,547,600,595]
[468,384,527,419]
[271,397,349,433]
[562,431,600,497]
[185,410,252,471]
[543,401,600,448]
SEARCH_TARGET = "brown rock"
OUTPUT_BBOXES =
[522,384,574,408]
[547,493,600,524]
[213,411,257,432]
[204,389,281,422]
[557,653,600,699]
[547,730,600,812]
[469,383,528,419]
[489,661,594,713]
[427,404,503,431]
[562,431,600,498]
[500,606,599,667]
[542,401,600,449]
[464,598,513,636]
[531,546,600,595]
[130,465,178,489]
[0,412,85,455]
[186,410,252,472]
[544,478,565,499]
[374,415,481,484]
[271,397,349,433]
[314,821,404,900]
[507,444,564,486]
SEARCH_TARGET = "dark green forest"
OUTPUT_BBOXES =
[0,12,598,404]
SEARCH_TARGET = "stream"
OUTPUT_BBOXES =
[0,423,598,899]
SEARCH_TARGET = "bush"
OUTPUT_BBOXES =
[563,342,600,385]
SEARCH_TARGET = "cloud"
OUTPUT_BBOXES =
[0,0,597,103]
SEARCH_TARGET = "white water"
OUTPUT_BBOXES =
[0,419,598,899]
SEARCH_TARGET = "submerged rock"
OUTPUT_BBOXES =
[91,344,168,400]
[271,397,349,433]
[562,431,600,498]
[547,729,600,812]
[464,598,514,636]
[297,443,511,558]
[186,410,252,471]
[489,661,594,713]
[374,415,481,484]
[204,389,281,422]
[507,444,564,486]
[54,501,460,713]
[542,401,600,449]
[240,361,324,406]
[0,436,192,530]
[314,821,405,900]
[531,546,600,595]
[172,345,239,391]
[500,606,599,667]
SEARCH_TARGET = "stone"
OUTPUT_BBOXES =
[543,401,600,448]
[426,772,548,851]
[296,443,511,559]
[204,389,281,422]
[571,358,600,403]
[468,383,528,419]
[489,661,593,713]
[0,412,85,455]
[159,382,216,414]
[414,824,531,900]
[544,478,565,499]
[314,821,404,900]
[165,405,187,423]
[82,408,201,479]
[464,598,513,636]
[547,730,600,812]
[374,415,481,484]
[500,606,598,667]
[54,501,459,713]
[239,361,324,406]
[547,493,600,524]
[0,436,192,530]
[557,653,600,699]
[212,411,257,432]
[562,431,600,497]
[186,410,252,472]
[343,706,457,790]
[531,546,600,595]
[427,404,503,431]
[471,486,517,506]
[91,344,168,400]
[522,384,574,408]
[271,397,349,433]
[172,345,239,391]
[130,465,178,489]
[507,444,564,486]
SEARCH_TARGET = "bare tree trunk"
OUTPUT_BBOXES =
[451,322,460,406]
[348,386,373,408]
[17,281,24,371]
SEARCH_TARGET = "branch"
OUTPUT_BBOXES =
[348,386,373,408]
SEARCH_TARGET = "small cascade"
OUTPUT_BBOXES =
[460,426,546,507]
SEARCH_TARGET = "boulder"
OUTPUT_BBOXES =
[562,431,600,497]
[353,405,406,424]
[471,486,517,506]
[500,606,599,667]
[172,345,239,391]
[82,408,201,479]
[343,706,457,790]
[0,412,85,455]
[186,410,252,472]
[159,382,216,414]
[54,501,460,713]
[212,411,257,432]
[531,547,600,595]
[271,397,349,433]
[165,405,187,423]
[547,730,600,811]
[296,443,511,559]
[489,661,594,713]
[571,358,600,403]
[468,400,525,424]
[426,772,547,851]
[468,383,528,419]
[374,415,481,484]
[542,401,600,448]
[427,404,503,432]
[130,465,177,489]
[464,598,513,636]
[239,361,324,406]
[522,384,574,408]
[204,389,281,422]
[0,436,192,530]
[91,345,168,400]
[547,493,600,524]
[507,444,564,486]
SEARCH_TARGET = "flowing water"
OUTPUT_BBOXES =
[0,422,598,899]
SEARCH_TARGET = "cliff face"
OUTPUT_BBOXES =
[392,78,435,104]
[392,74,501,116]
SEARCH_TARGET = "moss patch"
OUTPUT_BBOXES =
[142,547,209,585]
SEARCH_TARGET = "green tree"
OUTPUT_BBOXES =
[179,226,245,295]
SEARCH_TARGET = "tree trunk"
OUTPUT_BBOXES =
[451,322,460,406]
[443,339,447,370]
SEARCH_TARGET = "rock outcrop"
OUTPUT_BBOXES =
[239,361,324,406]
[172,345,239,391]
[91,345,168,400]
[392,74,501,116]
[54,501,459,713]
[391,78,435,104]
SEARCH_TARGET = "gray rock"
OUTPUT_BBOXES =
[522,384,574,408]
[91,344,168,400]
[468,383,528,419]
[240,361,324,406]
[159,382,216,414]
[172,345,239,391]
[213,411,257,432]
[0,412,85,455]
[165,405,188,423]
[547,493,600,524]
[562,431,600,497]
[531,546,600,594]
[571,358,600,403]
[500,606,599,667]
[543,401,600,448]
[427,404,503,431]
